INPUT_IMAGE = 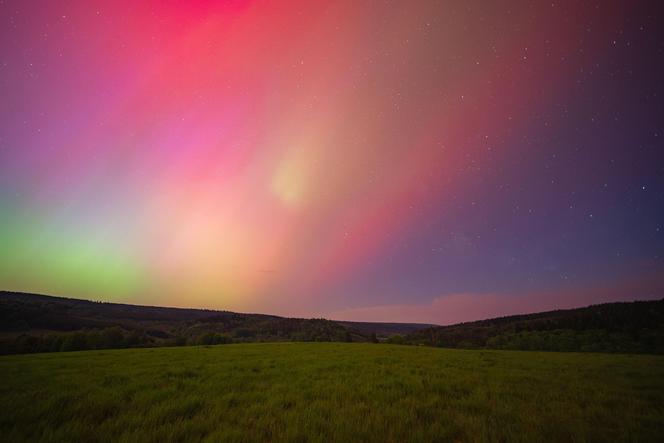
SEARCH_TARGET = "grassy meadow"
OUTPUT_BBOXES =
[1,343,663,442]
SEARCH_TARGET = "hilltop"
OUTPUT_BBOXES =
[404,298,664,354]
[2,291,663,355]
[0,291,432,354]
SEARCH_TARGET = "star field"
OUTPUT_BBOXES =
[0,1,662,323]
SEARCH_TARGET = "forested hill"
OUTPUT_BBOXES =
[403,299,664,354]
[0,291,368,354]
[3,291,662,355]
[0,291,426,355]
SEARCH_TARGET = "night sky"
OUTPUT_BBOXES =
[1,1,663,324]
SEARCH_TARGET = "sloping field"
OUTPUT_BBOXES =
[1,343,662,442]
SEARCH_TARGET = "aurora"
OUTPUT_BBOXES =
[0,0,662,323]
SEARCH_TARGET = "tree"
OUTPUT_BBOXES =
[60,332,87,352]
[386,334,405,345]
[100,327,125,348]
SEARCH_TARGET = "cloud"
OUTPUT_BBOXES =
[330,293,540,325]
[330,272,664,325]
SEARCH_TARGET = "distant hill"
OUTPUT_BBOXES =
[0,291,428,355]
[2,291,662,355]
[404,299,664,354]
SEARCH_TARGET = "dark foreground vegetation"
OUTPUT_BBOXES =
[1,343,662,442]
[0,291,382,355]
[2,291,663,355]
[403,299,664,354]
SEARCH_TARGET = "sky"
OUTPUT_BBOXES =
[1,1,663,324]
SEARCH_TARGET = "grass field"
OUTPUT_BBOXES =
[1,343,663,442]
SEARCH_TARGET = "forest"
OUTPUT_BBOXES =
[2,291,663,355]
[403,299,664,354]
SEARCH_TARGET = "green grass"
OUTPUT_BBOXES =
[1,343,663,442]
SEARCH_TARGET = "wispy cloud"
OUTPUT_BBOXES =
[330,271,664,325]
